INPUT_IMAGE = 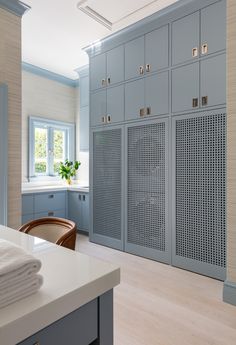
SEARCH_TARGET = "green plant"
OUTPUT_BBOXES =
[59,159,81,182]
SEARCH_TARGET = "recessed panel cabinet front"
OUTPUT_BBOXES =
[125,36,145,80]
[91,126,123,250]
[107,85,124,124]
[125,119,170,263]
[172,62,199,113]
[201,0,226,57]
[200,53,226,108]
[107,45,124,85]
[125,79,145,121]
[90,53,106,91]
[91,90,106,127]
[172,11,200,66]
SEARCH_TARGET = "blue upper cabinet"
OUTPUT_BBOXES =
[125,71,169,120]
[91,90,107,127]
[125,25,169,80]
[200,1,226,57]
[90,53,106,91]
[172,0,226,66]
[145,25,169,73]
[125,36,145,80]
[172,11,200,66]
[90,46,124,91]
[107,45,124,86]
[80,75,89,107]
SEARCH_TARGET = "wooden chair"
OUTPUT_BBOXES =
[18,217,76,250]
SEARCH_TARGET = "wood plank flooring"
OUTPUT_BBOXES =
[76,235,236,345]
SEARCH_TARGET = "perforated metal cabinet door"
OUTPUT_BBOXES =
[90,125,124,250]
[172,110,226,280]
[125,118,170,264]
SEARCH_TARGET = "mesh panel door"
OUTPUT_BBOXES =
[173,112,226,280]
[126,119,170,263]
[91,127,123,250]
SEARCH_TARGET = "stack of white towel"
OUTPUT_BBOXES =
[0,239,43,309]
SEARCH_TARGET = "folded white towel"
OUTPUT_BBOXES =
[0,274,43,309]
[0,239,42,286]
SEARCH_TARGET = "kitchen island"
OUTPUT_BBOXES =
[0,226,120,345]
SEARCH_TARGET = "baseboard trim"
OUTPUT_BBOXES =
[223,280,236,306]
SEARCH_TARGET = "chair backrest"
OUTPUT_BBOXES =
[18,217,76,250]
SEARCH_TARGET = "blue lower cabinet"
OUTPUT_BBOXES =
[18,299,98,345]
[68,192,89,232]
[35,209,66,219]
[22,214,34,225]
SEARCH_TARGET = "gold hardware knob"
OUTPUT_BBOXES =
[146,64,151,73]
[192,47,198,58]
[101,78,106,86]
[139,66,144,75]
[140,108,146,117]
[201,43,208,55]
[202,96,208,106]
[192,98,199,108]
[107,115,111,123]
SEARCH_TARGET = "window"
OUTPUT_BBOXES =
[29,117,75,180]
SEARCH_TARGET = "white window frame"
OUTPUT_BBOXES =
[29,116,75,181]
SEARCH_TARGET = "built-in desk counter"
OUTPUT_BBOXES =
[0,226,120,345]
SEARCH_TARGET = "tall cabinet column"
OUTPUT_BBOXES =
[0,1,29,228]
[223,0,236,305]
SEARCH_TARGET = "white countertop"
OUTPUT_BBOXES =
[22,184,89,194]
[0,226,120,345]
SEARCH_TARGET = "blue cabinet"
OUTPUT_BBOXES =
[172,0,226,65]
[80,74,89,107]
[172,12,200,66]
[22,191,67,224]
[68,191,89,232]
[80,106,89,151]
[90,46,124,91]
[91,85,124,126]
[77,66,89,152]
[125,71,169,120]
[125,25,169,80]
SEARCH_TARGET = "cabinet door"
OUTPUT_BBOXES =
[125,119,170,263]
[68,192,81,229]
[81,193,89,232]
[107,85,124,124]
[172,111,226,280]
[145,71,169,117]
[172,11,200,65]
[200,54,226,108]
[107,45,124,85]
[22,195,34,215]
[172,62,199,113]
[80,106,89,151]
[90,90,106,127]
[90,53,106,91]
[91,127,123,250]
[80,75,89,107]
[201,0,226,56]
[125,79,145,121]
[125,36,145,80]
[145,25,169,73]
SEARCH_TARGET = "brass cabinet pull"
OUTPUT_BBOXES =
[192,98,199,108]
[48,212,54,217]
[202,96,208,106]
[101,78,106,86]
[146,64,151,73]
[192,47,198,58]
[201,43,208,55]
[139,66,144,75]
[146,107,151,115]
[101,116,106,123]
[107,77,111,85]
[140,108,146,117]
[107,115,111,123]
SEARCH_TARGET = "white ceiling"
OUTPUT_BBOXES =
[22,0,178,80]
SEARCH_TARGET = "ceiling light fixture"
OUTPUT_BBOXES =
[77,0,112,30]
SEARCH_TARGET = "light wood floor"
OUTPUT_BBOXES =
[76,235,236,345]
